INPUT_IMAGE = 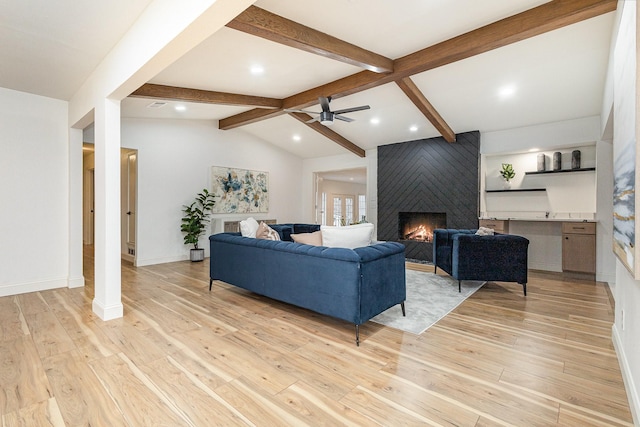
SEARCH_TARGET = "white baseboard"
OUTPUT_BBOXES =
[612,325,640,426]
[134,254,188,267]
[92,299,124,321]
[528,261,562,272]
[68,276,85,289]
[0,277,67,298]
[121,253,135,263]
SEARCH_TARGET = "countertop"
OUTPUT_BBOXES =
[479,217,596,223]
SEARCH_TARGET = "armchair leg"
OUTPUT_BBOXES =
[523,282,527,296]
[209,278,213,291]
[458,280,461,293]
[401,302,406,317]
[355,325,360,346]
[434,265,438,274]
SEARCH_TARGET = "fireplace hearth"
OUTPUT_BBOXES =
[398,212,446,242]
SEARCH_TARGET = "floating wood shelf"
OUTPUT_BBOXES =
[525,167,595,175]
[486,188,546,193]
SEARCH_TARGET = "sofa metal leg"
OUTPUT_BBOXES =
[209,278,213,291]
[401,302,406,317]
[523,282,527,296]
[434,265,437,274]
[355,325,360,346]
[458,280,461,292]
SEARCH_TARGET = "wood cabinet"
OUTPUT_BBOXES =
[479,219,509,234]
[562,222,596,274]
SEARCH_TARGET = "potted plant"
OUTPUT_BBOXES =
[181,188,216,262]
[500,163,516,189]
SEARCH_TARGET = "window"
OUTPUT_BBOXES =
[358,194,366,222]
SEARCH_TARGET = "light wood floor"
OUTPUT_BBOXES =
[0,249,633,426]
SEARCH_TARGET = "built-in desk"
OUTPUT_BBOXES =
[479,218,596,275]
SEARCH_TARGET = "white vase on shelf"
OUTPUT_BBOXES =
[503,180,511,190]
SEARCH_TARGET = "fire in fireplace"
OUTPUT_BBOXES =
[398,212,446,242]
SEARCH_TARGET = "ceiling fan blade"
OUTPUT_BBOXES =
[319,96,331,112]
[306,116,320,124]
[334,114,354,123]
[332,105,370,115]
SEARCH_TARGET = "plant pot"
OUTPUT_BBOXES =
[190,248,205,262]
[503,180,511,190]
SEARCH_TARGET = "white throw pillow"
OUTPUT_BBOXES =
[239,217,260,238]
[320,223,374,249]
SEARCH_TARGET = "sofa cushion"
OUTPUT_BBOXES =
[291,230,323,246]
[270,224,294,241]
[240,217,260,238]
[256,221,281,241]
[321,223,374,249]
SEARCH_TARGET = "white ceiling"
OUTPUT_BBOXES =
[1,0,615,159]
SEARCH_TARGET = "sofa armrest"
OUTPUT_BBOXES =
[433,229,476,275]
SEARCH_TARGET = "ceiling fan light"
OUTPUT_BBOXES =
[319,111,334,126]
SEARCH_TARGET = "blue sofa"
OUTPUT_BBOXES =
[209,224,406,345]
[433,229,529,295]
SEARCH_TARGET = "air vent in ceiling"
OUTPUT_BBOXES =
[147,101,167,108]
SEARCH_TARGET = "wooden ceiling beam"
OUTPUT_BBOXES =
[227,6,394,73]
[219,0,616,130]
[288,112,366,157]
[396,77,455,143]
[130,83,282,109]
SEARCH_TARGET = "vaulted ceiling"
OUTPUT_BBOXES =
[0,0,617,159]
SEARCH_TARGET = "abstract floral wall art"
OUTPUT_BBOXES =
[210,166,269,213]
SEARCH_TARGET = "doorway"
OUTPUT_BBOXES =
[315,168,366,226]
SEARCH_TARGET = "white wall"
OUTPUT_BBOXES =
[120,118,304,266]
[610,0,640,423]
[0,87,69,296]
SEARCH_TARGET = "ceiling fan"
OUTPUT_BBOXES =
[287,96,370,126]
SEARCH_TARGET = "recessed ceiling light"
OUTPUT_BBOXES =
[498,85,516,98]
[174,105,186,112]
[250,65,264,75]
[409,125,418,132]
[370,118,380,125]
[528,148,539,152]
[292,134,301,142]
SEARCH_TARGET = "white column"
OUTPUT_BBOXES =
[68,127,85,288]
[93,98,123,320]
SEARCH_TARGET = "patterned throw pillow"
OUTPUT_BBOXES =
[256,221,281,241]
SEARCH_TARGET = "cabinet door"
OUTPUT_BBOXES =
[562,234,596,273]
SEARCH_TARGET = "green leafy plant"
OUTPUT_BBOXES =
[500,163,516,182]
[181,189,216,249]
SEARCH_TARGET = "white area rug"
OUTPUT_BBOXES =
[371,270,485,334]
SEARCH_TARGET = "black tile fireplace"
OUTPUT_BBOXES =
[377,131,480,262]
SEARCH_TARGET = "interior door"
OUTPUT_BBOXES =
[330,194,355,226]
[126,152,137,255]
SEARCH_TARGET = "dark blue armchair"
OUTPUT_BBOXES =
[433,229,530,295]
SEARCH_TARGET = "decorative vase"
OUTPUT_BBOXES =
[503,180,511,190]
[572,150,581,169]
[537,153,546,172]
[553,152,562,171]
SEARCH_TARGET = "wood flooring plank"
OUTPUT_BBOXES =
[0,337,52,415]
[88,353,189,426]
[42,349,126,427]
[2,398,65,427]
[140,356,250,425]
